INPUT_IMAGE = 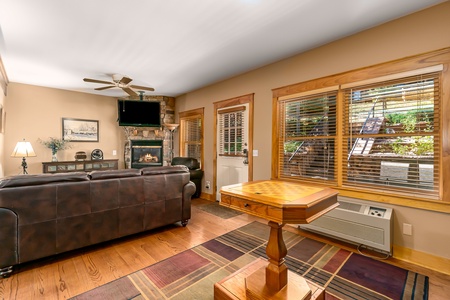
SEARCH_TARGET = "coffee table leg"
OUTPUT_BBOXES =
[265,221,288,291]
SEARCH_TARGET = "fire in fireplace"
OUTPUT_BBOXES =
[130,140,163,168]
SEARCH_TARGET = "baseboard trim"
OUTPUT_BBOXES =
[393,245,450,276]
[199,192,215,202]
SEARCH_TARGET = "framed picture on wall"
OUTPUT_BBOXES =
[62,118,99,142]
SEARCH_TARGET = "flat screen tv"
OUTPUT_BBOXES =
[117,100,161,127]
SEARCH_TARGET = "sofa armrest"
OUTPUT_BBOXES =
[0,208,18,269]
[182,181,196,224]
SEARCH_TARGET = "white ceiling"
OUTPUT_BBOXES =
[0,0,445,97]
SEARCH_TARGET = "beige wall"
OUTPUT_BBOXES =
[175,2,450,260]
[4,83,122,175]
[2,2,449,262]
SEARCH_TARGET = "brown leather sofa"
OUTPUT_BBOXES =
[0,166,195,277]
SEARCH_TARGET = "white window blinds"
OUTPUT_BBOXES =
[278,91,337,183]
[343,72,440,199]
[218,106,246,155]
[181,116,202,161]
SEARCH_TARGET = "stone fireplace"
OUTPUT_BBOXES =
[121,95,176,169]
[129,140,163,168]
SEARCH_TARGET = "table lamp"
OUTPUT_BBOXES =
[11,139,36,174]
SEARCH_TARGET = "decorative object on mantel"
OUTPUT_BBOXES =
[39,137,72,162]
[74,151,87,161]
[11,139,36,174]
[91,149,104,160]
[164,123,179,164]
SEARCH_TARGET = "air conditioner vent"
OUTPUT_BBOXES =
[300,197,393,254]
[308,216,385,245]
[338,201,363,212]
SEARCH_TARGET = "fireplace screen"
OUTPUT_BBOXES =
[130,140,163,168]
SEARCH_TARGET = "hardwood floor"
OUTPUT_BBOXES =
[0,198,449,299]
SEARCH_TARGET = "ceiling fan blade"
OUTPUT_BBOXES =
[95,85,115,91]
[119,76,132,85]
[83,78,114,85]
[123,87,138,97]
[130,85,155,92]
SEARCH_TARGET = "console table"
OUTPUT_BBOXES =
[217,180,338,300]
[42,159,118,173]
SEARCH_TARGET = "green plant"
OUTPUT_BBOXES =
[413,136,434,155]
[39,137,72,155]
[389,109,434,156]
[284,141,301,153]
[392,136,433,156]
[385,109,433,127]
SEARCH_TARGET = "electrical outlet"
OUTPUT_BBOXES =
[112,150,117,156]
[403,223,413,235]
[205,181,211,189]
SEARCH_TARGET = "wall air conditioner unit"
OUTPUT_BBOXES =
[300,197,393,255]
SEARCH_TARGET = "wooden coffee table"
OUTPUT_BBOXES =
[216,180,338,300]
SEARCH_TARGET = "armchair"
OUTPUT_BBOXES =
[172,157,203,198]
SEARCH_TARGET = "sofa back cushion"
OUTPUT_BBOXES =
[141,165,189,175]
[89,169,141,180]
[0,172,89,188]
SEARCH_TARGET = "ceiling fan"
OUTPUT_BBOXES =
[83,74,155,96]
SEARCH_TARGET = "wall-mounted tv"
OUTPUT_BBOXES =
[117,100,161,127]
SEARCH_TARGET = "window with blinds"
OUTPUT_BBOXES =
[278,91,337,182]
[181,116,202,161]
[179,108,204,164]
[343,72,440,199]
[218,106,246,156]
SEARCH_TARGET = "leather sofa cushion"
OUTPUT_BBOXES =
[171,157,200,170]
[141,165,189,175]
[0,172,89,188]
[89,169,141,180]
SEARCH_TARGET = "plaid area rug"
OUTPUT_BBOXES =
[196,201,243,219]
[71,222,428,300]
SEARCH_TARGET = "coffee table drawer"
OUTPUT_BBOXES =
[222,194,282,221]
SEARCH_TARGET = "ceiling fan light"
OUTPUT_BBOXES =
[112,74,123,83]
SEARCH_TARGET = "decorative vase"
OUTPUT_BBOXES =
[52,153,58,162]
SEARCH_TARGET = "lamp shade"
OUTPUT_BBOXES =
[11,140,36,157]
[164,123,179,131]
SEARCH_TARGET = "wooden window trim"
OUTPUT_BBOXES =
[272,48,450,214]
[217,106,246,114]
[179,107,204,118]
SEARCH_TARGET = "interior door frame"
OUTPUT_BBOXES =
[213,93,254,199]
